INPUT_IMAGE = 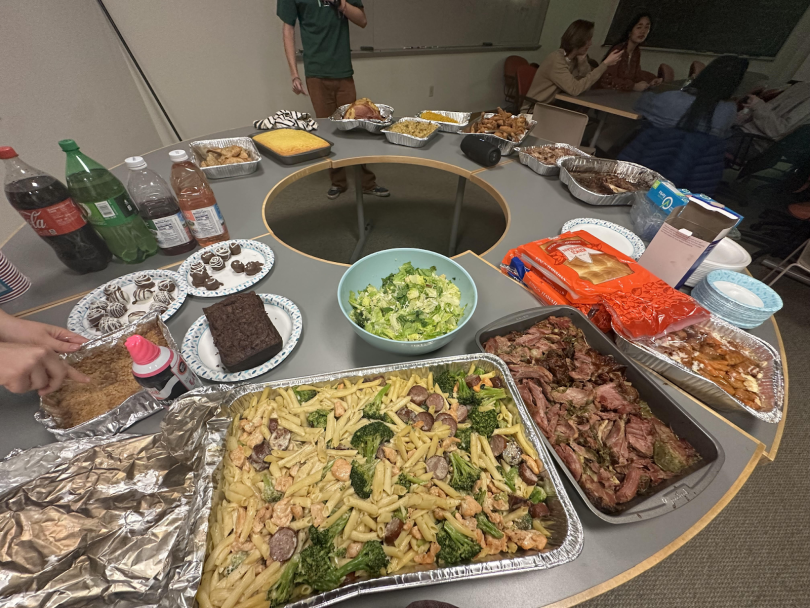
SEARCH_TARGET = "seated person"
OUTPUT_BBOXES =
[734,81,810,155]
[597,13,662,92]
[525,19,623,106]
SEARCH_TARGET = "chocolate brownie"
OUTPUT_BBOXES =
[203,292,283,372]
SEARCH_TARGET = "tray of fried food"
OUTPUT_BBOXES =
[330,98,395,133]
[516,144,590,176]
[190,137,261,179]
[381,117,441,148]
[462,108,536,155]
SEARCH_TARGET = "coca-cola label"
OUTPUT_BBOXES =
[18,198,87,236]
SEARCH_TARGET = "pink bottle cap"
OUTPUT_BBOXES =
[125,334,161,365]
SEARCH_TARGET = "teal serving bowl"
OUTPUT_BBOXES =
[337,248,478,355]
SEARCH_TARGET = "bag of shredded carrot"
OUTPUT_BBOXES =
[517,231,710,339]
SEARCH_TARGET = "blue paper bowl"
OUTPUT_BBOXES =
[337,248,478,355]
[705,270,783,313]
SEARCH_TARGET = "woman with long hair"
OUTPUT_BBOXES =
[598,13,661,91]
[525,19,623,106]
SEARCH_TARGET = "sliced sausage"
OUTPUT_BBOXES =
[519,462,539,486]
[365,375,387,384]
[490,376,504,389]
[408,385,429,407]
[508,494,529,510]
[434,413,457,437]
[502,441,523,466]
[268,426,291,451]
[396,407,416,424]
[489,434,507,457]
[383,518,404,544]
[465,374,481,388]
[250,440,272,471]
[426,393,445,412]
[267,418,279,433]
[530,502,550,519]
[456,405,468,423]
[269,527,297,562]
[413,412,434,431]
[425,455,449,480]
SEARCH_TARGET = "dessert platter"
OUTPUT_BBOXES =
[67,269,187,338]
[177,239,273,297]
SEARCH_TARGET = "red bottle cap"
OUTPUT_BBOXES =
[0,147,18,159]
[125,334,161,365]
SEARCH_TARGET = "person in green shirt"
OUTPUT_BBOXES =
[278,0,389,200]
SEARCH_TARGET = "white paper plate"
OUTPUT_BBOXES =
[181,293,302,382]
[561,218,646,260]
[177,239,274,297]
[67,269,187,339]
[702,238,752,269]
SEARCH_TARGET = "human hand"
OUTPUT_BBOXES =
[602,48,624,67]
[743,95,763,109]
[633,81,651,91]
[0,316,87,354]
[292,76,308,96]
[650,78,663,87]
[0,342,90,396]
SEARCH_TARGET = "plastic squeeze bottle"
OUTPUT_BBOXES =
[124,334,199,402]
[125,156,196,255]
[169,150,229,246]
[60,139,158,264]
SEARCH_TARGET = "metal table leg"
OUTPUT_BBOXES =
[349,165,372,264]
[448,176,467,256]
[588,112,606,148]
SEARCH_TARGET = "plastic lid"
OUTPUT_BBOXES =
[125,334,161,365]
[0,147,17,159]
[125,156,147,170]
[169,150,188,163]
[58,139,79,152]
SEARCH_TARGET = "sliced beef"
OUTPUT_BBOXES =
[551,386,593,408]
[554,444,582,481]
[626,416,655,457]
[484,335,513,355]
[615,467,642,503]
[595,383,631,411]
[605,419,630,465]
[579,475,617,511]
[508,364,553,383]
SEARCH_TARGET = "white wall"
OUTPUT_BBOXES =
[0,0,164,245]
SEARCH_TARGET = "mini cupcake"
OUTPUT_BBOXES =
[98,316,122,334]
[244,261,264,276]
[157,279,176,293]
[229,242,241,256]
[128,311,147,323]
[134,273,155,289]
[153,291,174,306]
[231,259,245,273]
[200,251,214,264]
[214,244,231,262]
[132,287,154,303]
[204,277,223,291]
[104,284,129,305]
[107,302,127,318]
[209,255,225,272]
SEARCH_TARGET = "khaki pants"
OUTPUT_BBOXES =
[306,76,377,191]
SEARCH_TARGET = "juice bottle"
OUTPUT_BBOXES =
[60,139,158,264]
[1,146,110,274]
[125,156,196,255]
[169,150,229,247]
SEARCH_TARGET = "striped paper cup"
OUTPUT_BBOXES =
[0,251,31,304]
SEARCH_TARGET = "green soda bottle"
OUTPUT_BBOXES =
[59,139,158,264]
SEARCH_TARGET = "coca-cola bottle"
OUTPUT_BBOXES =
[1,146,110,274]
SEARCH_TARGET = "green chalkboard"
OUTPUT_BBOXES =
[605,0,810,58]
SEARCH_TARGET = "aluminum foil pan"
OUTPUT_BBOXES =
[516,144,589,177]
[35,313,186,441]
[416,110,471,133]
[189,136,261,179]
[615,315,784,423]
[559,156,661,206]
[198,354,583,608]
[462,113,537,156]
[329,103,395,133]
[381,117,441,148]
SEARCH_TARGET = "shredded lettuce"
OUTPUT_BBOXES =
[348,262,465,341]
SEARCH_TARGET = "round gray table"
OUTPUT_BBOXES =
[0,120,786,607]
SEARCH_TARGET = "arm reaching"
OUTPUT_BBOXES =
[282,23,307,95]
[339,0,367,28]
[0,342,89,395]
[0,310,86,354]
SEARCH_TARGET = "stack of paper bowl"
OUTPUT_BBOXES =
[692,270,783,329]
[684,238,751,287]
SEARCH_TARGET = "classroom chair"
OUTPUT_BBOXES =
[504,55,529,113]
[763,233,810,287]
[657,63,675,82]
[515,64,539,113]
[532,103,591,149]
[689,61,706,78]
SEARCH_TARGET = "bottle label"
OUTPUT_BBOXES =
[183,205,226,239]
[17,198,87,236]
[79,192,138,227]
[146,211,194,248]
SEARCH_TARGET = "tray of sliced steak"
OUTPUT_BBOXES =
[476,306,724,524]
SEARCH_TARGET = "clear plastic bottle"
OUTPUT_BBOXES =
[125,156,196,255]
[169,150,229,247]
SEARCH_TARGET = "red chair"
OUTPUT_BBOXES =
[657,63,675,82]
[515,64,538,112]
[689,61,706,78]
[504,56,529,112]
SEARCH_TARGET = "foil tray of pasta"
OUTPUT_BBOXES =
[198,353,583,608]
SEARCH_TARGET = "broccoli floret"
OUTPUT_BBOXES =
[448,451,481,493]
[223,550,248,575]
[513,513,533,531]
[396,471,427,492]
[267,555,299,606]
[499,466,518,493]
[333,546,347,558]
[308,513,349,549]
[435,370,456,394]
[468,406,499,438]
[478,387,507,403]
[455,373,478,407]
[362,385,391,420]
[293,388,317,404]
[474,367,487,376]
[350,421,394,460]
[474,486,487,506]
[529,487,547,504]
[262,474,283,503]
[307,409,330,429]
[392,506,407,522]
[436,522,482,566]
[335,540,388,579]
[456,427,473,452]
[350,458,379,499]
[298,544,341,592]
[475,513,504,539]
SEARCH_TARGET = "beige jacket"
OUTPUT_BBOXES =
[526,49,607,106]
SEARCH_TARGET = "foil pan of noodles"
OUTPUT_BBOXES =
[329,103,395,133]
[559,157,661,206]
[615,315,784,423]
[381,117,442,148]
[415,110,472,133]
[516,144,589,177]
[35,312,196,441]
